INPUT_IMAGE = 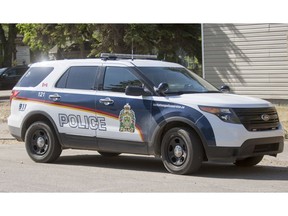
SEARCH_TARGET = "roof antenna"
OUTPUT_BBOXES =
[131,37,134,60]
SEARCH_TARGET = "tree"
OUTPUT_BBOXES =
[17,24,94,59]
[17,24,202,69]
[91,24,131,55]
[0,24,17,67]
[91,24,201,65]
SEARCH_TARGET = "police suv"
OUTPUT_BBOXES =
[8,54,284,175]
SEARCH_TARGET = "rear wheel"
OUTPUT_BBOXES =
[234,156,264,167]
[25,121,62,163]
[98,151,121,157]
[161,127,203,175]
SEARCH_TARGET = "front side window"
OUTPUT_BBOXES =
[15,67,29,76]
[103,67,142,92]
[5,67,27,77]
[4,69,17,77]
[17,67,54,87]
[56,66,98,90]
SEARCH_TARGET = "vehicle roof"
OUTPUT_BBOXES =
[30,58,183,68]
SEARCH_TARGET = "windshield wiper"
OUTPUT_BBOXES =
[202,90,220,93]
[165,90,220,95]
[165,91,200,95]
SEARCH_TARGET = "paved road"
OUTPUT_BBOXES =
[0,142,287,192]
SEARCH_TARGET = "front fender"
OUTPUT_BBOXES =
[148,115,216,156]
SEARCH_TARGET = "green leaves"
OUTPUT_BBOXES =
[16,24,201,68]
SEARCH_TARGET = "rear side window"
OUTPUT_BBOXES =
[56,66,98,90]
[17,67,54,87]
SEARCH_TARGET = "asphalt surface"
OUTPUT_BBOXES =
[0,141,287,192]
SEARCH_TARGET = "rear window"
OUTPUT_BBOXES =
[17,67,54,87]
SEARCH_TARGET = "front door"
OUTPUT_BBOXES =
[96,65,152,154]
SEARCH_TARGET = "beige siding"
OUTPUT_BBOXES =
[203,23,288,100]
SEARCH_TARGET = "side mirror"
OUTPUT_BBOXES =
[125,86,151,96]
[220,85,230,93]
[156,82,169,95]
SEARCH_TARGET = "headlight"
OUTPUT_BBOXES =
[199,106,240,124]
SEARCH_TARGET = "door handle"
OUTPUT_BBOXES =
[49,93,61,102]
[99,97,114,105]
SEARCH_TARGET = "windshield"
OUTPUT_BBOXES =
[0,68,8,76]
[138,67,219,94]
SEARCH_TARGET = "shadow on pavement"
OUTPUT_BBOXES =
[56,154,167,174]
[55,154,288,180]
[197,162,288,181]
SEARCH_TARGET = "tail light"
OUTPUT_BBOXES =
[10,90,20,103]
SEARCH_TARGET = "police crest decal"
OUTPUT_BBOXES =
[119,103,136,133]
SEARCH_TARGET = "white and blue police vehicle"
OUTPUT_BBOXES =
[8,53,284,174]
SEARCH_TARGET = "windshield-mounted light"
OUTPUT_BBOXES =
[199,106,240,124]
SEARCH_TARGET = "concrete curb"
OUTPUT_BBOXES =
[0,138,15,140]
[0,97,10,100]
[0,90,11,100]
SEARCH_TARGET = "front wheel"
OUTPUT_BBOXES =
[234,156,264,167]
[25,121,62,163]
[161,127,203,175]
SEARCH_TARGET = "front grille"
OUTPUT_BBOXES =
[232,107,279,131]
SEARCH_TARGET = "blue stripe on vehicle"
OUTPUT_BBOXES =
[16,90,216,146]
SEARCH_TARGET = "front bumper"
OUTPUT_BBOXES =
[205,136,284,162]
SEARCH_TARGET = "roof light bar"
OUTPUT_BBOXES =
[100,53,158,60]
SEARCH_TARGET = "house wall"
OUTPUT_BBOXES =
[203,23,288,100]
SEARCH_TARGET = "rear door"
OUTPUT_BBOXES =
[47,66,100,149]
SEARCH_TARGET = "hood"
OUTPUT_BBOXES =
[169,93,272,108]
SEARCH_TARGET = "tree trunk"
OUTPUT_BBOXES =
[79,42,85,58]
[0,24,17,67]
[0,25,5,67]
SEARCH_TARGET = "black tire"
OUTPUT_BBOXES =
[161,127,203,175]
[98,151,121,157]
[234,156,264,167]
[25,121,62,163]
